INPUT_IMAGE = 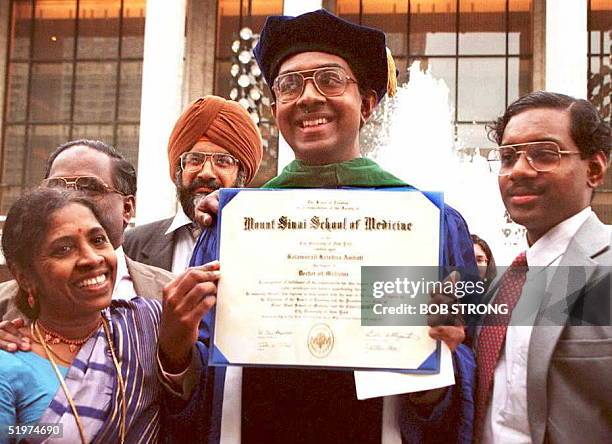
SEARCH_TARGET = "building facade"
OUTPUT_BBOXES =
[0,0,609,227]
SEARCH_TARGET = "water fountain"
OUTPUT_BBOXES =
[364,61,527,265]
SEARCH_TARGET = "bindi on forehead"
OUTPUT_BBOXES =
[48,223,97,236]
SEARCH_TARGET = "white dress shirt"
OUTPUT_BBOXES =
[482,207,593,444]
[165,207,200,274]
[112,246,137,301]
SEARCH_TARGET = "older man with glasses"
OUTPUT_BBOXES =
[41,176,127,196]
[123,95,262,274]
[475,91,612,443]
[0,139,174,335]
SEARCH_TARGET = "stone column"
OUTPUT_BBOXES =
[545,0,587,98]
[183,0,217,103]
[531,0,546,91]
[135,0,187,224]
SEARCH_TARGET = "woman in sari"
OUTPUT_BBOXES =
[0,188,215,443]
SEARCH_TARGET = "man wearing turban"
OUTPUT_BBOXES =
[124,96,262,273]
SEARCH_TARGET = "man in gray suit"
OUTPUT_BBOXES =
[0,140,174,346]
[475,91,611,443]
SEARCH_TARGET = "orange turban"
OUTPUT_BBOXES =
[167,96,263,184]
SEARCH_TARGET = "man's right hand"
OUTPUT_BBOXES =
[194,190,220,228]
[0,318,30,352]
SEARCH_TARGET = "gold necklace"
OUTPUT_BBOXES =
[101,316,127,443]
[34,317,126,444]
[37,318,102,353]
[30,323,72,366]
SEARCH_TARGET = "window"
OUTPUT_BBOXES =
[334,0,533,151]
[1,0,145,213]
[588,0,611,124]
[588,0,611,223]
[215,0,283,186]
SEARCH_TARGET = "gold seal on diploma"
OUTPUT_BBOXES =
[308,324,334,358]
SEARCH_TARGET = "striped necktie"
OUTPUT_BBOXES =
[474,251,528,441]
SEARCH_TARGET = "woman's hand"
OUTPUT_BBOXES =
[158,261,219,373]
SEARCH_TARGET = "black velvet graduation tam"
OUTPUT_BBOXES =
[253,9,391,103]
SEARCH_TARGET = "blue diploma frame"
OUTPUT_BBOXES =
[208,187,445,374]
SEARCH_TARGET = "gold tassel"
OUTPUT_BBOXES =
[386,47,398,98]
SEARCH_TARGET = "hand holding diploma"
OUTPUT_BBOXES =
[355,273,466,399]
[159,261,219,373]
[428,271,465,351]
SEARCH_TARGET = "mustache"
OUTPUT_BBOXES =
[188,178,221,193]
[177,178,221,222]
[506,183,543,196]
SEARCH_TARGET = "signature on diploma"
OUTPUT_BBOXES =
[364,330,420,341]
[257,341,292,351]
[257,329,293,338]
[365,344,400,352]
[256,329,294,351]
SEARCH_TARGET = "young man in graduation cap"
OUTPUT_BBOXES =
[167,9,477,444]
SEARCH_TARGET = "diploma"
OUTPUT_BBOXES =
[211,188,443,372]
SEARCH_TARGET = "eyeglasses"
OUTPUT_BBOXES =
[272,67,357,103]
[487,141,582,176]
[42,176,125,197]
[180,152,240,173]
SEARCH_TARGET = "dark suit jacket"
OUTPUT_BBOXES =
[124,217,176,272]
[0,257,174,321]
[477,213,612,443]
